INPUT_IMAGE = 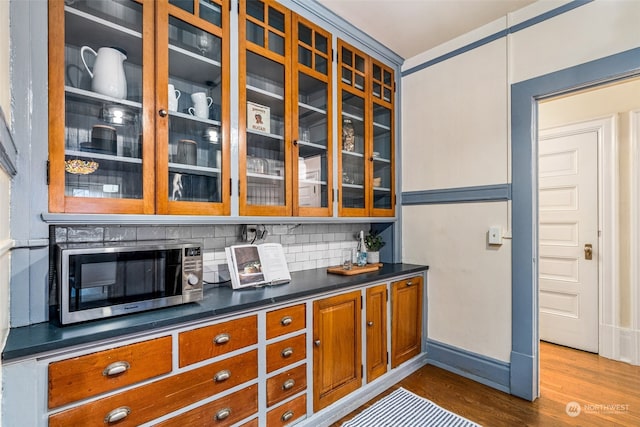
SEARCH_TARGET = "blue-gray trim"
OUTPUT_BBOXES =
[0,106,17,177]
[402,184,511,205]
[511,47,640,401]
[402,0,592,77]
[426,339,510,393]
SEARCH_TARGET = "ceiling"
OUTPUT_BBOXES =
[316,0,537,60]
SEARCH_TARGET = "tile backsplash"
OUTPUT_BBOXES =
[52,223,370,284]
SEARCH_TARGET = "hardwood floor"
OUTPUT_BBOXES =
[331,342,640,426]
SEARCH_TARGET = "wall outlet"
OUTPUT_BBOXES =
[488,226,503,245]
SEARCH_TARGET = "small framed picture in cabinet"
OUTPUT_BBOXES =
[247,101,270,134]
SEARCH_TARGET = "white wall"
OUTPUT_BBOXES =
[401,0,640,363]
[0,0,11,423]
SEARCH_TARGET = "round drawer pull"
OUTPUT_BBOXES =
[280,316,293,326]
[213,369,231,382]
[213,333,230,344]
[367,321,374,327]
[314,340,320,347]
[104,406,131,423]
[102,361,130,377]
[281,347,294,358]
[281,410,294,422]
[215,407,231,420]
[282,379,295,390]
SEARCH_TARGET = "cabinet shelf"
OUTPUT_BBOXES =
[66,150,141,165]
[168,162,221,176]
[373,186,391,192]
[299,102,326,115]
[342,111,363,122]
[373,156,390,163]
[168,110,222,126]
[247,172,285,181]
[373,122,390,131]
[342,150,364,158]
[343,183,364,190]
[65,86,142,109]
[169,44,222,85]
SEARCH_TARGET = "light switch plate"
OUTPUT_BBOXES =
[489,226,503,245]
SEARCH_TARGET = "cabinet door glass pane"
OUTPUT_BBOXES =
[373,104,392,209]
[199,0,222,27]
[341,92,365,209]
[246,51,286,206]
[298,73,328,208]
[167,16,223,203]
[63,0,143,199]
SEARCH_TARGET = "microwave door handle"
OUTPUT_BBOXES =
[174,265,181,294]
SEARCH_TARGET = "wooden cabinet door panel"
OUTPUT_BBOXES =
[48,336,172,408]
[155,384,258,427]
[366,284,388,382]
[313,290,362,411]
[266,333,306,373]
[391,276,423,368]
[49,350,258,427]
[266,303,306,339]
[179,315,258,367]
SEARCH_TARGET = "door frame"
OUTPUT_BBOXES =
[510,47,640,401]
[537,116,617,355]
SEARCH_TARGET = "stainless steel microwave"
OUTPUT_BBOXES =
[56,240,203,325]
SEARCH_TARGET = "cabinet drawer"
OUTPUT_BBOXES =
[155,384,258,427]
[48,336,172,409]
[266,304,306,339]
[266,364,307,407]
[179,315,258,367]
[267,394,307,427]
[266,333,306,373]
[49,350,258,427]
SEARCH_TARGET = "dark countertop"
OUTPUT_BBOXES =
[2,263,427,361]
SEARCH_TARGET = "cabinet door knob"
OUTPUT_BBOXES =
[213,369,231,382]
[282,379,296,390]
[104,407,131,424]
[406,281,413,286]
[281,410,294,422]
[314,340,321,347]
[369,156,374,162]
[367,321,374,327]
[280,315,293,326]
[293,140,298,146]
[158,109,168,117]
[215,407,231,420]
[102,361,130,377]
[281,347,294,358]
[213,333,230,344]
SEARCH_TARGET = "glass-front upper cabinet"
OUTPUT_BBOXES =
[156,0,230,215]
[292,15,332,217]
[49,0,154,213]
[239,0,333,217]
[338,39,395,217]
[48,0,229,215]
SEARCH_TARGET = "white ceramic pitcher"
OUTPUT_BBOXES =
[81,46,128,99]
[188,92,213,119]
[168,84,181,112]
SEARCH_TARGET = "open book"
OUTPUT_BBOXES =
[225,243,291,289]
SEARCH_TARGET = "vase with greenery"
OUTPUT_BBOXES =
[364,229,385,264]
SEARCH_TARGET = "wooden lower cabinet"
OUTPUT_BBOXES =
[267,394,307,427]
[312,290,362,411]
[48,350,258,427]
[155,384,258,427]
[266,364,307,407]
[391,276,424,368]
[48,336,172,409]
[365,284,388,382]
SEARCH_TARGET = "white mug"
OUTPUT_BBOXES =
[168,84,181,112]
[189,92,213,119]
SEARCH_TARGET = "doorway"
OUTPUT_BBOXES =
[510,47,640,401]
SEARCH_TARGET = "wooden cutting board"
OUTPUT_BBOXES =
[327,263,383,275]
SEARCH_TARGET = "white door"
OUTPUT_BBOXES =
[539,123,599,352]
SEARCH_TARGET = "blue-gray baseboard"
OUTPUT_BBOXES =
[426,339,511,394]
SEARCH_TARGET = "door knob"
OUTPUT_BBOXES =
[584,243,593,260]
[314,340,320,346]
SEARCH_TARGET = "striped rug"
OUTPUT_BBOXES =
[342,387,481,427]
